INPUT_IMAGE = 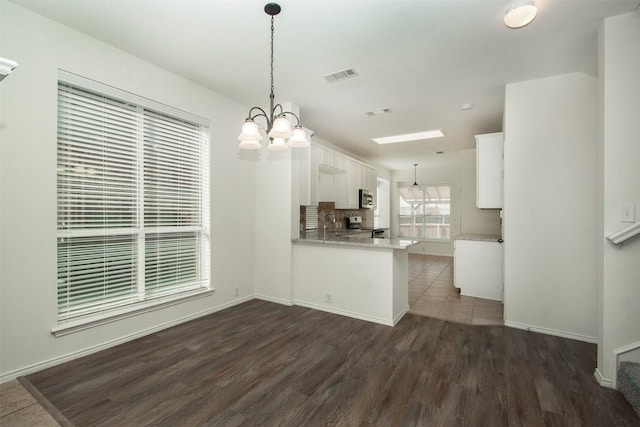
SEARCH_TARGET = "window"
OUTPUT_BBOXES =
[56,71,210,323]
[398,184,450,240]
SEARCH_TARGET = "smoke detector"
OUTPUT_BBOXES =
[366,108,392,116]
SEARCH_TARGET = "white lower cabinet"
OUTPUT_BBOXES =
[454,238,503,301]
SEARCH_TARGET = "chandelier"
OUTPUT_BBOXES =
[237,3,309,150]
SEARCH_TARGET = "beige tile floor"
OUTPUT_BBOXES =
[0,255,503,425]
[408,253,504,326]
[0,380,59,426]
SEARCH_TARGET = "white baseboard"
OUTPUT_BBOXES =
[255,294,294,306]
[293,300,395,327]
[0,296,254,385]
[594,368,613,388]
[504,321,598,344]
[393,306,410,326]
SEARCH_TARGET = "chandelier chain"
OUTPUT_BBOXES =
[237,3,309,150]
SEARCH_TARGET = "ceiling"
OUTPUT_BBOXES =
[12,0,638,171]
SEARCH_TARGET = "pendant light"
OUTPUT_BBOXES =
[412,163,419,187]
[237,3,309,150]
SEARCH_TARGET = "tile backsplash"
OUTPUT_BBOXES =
[300,202,374,231]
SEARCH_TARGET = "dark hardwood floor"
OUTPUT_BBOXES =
[23,300,639,426]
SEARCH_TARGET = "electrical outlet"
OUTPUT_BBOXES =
[325,292,332,303]
[620,204,635,223]
[234,287,240,297]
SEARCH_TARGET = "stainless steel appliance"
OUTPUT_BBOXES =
[346,216,363,229]
[371,228,387,238]
[359,189,373,209]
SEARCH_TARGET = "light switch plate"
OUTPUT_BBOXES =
[620,204,635,223]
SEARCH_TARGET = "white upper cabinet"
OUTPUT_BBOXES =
[309,146,318,206]
[296,145,319,207]
[347,160,362,209]
[312,145,377,209]
[318,148,348,174]
[475,132,503,209]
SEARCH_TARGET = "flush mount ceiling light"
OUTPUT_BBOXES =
[238,3,309,151]
[504,0,538,29]
[372,129,444,145]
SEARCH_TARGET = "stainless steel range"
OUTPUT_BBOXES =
[346,216,362,229]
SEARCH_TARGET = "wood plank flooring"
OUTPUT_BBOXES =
[23,300,639,426]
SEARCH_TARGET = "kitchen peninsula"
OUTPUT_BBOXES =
[292,231,417,326]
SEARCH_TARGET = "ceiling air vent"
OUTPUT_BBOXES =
[323,68,358,83]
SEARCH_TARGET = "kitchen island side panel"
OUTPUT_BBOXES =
[393,249,409,322]
[292,243,409,326]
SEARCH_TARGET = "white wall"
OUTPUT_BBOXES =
[597,11,640,385]
[391,151,500,256]
[503,72,599,342]
[0,2,256,381]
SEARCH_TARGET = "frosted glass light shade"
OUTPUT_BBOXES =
[238,139,262,149]
[504,1,537,29]
[287,127,310,147]
[268,116,293,138]
[238,120,263,142]
[267,137,288,151]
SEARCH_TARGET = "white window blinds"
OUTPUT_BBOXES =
[57,72,210,322]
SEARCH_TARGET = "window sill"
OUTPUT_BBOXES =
[51,289,214,337]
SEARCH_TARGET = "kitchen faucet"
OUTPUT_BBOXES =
[323,212,336,231]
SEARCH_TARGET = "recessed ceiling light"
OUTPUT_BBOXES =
[504,1,537,29]
[372,129,444,145]
[461,103,473,111]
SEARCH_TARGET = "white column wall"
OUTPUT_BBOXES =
[503,72,599,342]
[597,11,640,384]
[0,3,256,381]
[292,244,408,325]
[253,149,294,304]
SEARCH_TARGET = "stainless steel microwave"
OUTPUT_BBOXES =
[359,189,373,209]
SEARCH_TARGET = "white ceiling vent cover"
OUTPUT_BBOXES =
[323,68,358,83]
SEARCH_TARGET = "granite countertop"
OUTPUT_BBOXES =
[294,230,418,250]
[453,233,503,242]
